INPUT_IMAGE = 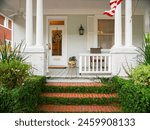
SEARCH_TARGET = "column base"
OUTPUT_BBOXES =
[24,46,46,76]
[110,47,138,77]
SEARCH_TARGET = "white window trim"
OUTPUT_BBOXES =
[0,13,12,30]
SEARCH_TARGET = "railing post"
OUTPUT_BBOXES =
[84,56,87,72]
[104,56,107,72]
[88,56,91,72]
[100,56,102,72]
[108,55,112,73]
[79,55,82,75]
[96,56,98,72]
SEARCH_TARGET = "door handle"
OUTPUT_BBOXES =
[47,43,51,50]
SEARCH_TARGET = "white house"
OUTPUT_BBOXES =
[0,0,150,77]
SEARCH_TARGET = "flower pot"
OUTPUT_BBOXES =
[68,61,76,68]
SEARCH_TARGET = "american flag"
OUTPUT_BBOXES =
[104,0,123,17]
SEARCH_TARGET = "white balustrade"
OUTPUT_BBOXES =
[79,54,112,74]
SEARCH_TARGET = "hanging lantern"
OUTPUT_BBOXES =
[79,24,84,35]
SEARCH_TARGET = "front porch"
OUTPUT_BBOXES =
[25,0,139,77]
[0,0,149,77]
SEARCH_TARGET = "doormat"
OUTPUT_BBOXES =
[48,66,67,69]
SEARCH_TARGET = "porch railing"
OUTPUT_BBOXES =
[79,54,112,74]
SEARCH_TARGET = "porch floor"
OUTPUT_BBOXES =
[47,67,112,79]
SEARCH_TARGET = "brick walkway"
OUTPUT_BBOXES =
[39,105,120,113]
[46,82,102,87]
[41,93,117,98]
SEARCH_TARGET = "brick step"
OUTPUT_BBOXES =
[41,93,118,98]
[39,105,121,113]
[46,82,102,87]
[40,82,120,113]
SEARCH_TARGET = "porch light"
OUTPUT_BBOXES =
[79,24,84,35]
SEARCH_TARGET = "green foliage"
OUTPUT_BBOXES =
[39,97,119,106]
[137,33,150,65]
[69,56,77,61]
[0,87,12,112]
[13,76,46,112]
[0,60,31,88]
[99,76,150,112]
[99,76,125,92]
[42,84,117,94]
[0,76,46,113]
[0,40,27,63]
[130,64,150,86]
[118,80,150,112]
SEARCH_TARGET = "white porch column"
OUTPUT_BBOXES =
[144,10,150,33]
[113,3,122,48]
[26,0,33,46]
[125,0,133,47]
[36,0,44,47]
[111,1,137,77]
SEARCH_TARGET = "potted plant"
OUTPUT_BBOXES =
[68,56,77,68]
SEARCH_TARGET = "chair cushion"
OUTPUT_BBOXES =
[90,48,101,53]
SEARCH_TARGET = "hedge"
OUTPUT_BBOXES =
[118,79,150,113]
[101,76,150,112]
[42,85,118,94]
[39,97,119,105]
[0,76,46,113]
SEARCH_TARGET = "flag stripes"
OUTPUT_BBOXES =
[104,0,123,17]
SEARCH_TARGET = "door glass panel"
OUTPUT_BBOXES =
[52,30,62,56]
[49,21,64,25]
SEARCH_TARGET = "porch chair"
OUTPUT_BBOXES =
[90,48,104,68]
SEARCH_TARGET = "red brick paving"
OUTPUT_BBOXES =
[39,105,121,112]
[40,82,121,113]
[41,93,118,98]
[46,82,102,87]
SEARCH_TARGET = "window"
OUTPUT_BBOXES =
[49,21,64,25]
[8,20,12,29]
[0,14,12,43]
[97,19,114,49]
[4,18,8,28]
[0,15,5,25]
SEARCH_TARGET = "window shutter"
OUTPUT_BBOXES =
[87,16,97,50]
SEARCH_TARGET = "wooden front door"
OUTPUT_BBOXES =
[48,25,67,66]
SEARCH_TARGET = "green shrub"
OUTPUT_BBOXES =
[118,80,150,112]
[39,97,119,106]
[0,40,27,63]
[99,76,126,92]
[0,76,46,113]
[0,87,12,112]
[0,60,31,88]
[13,76,46,112]
[130,64,150,86]
[100,76,150,112]
[137,33,150,65]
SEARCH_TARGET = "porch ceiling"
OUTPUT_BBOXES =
[0,0,150,16]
